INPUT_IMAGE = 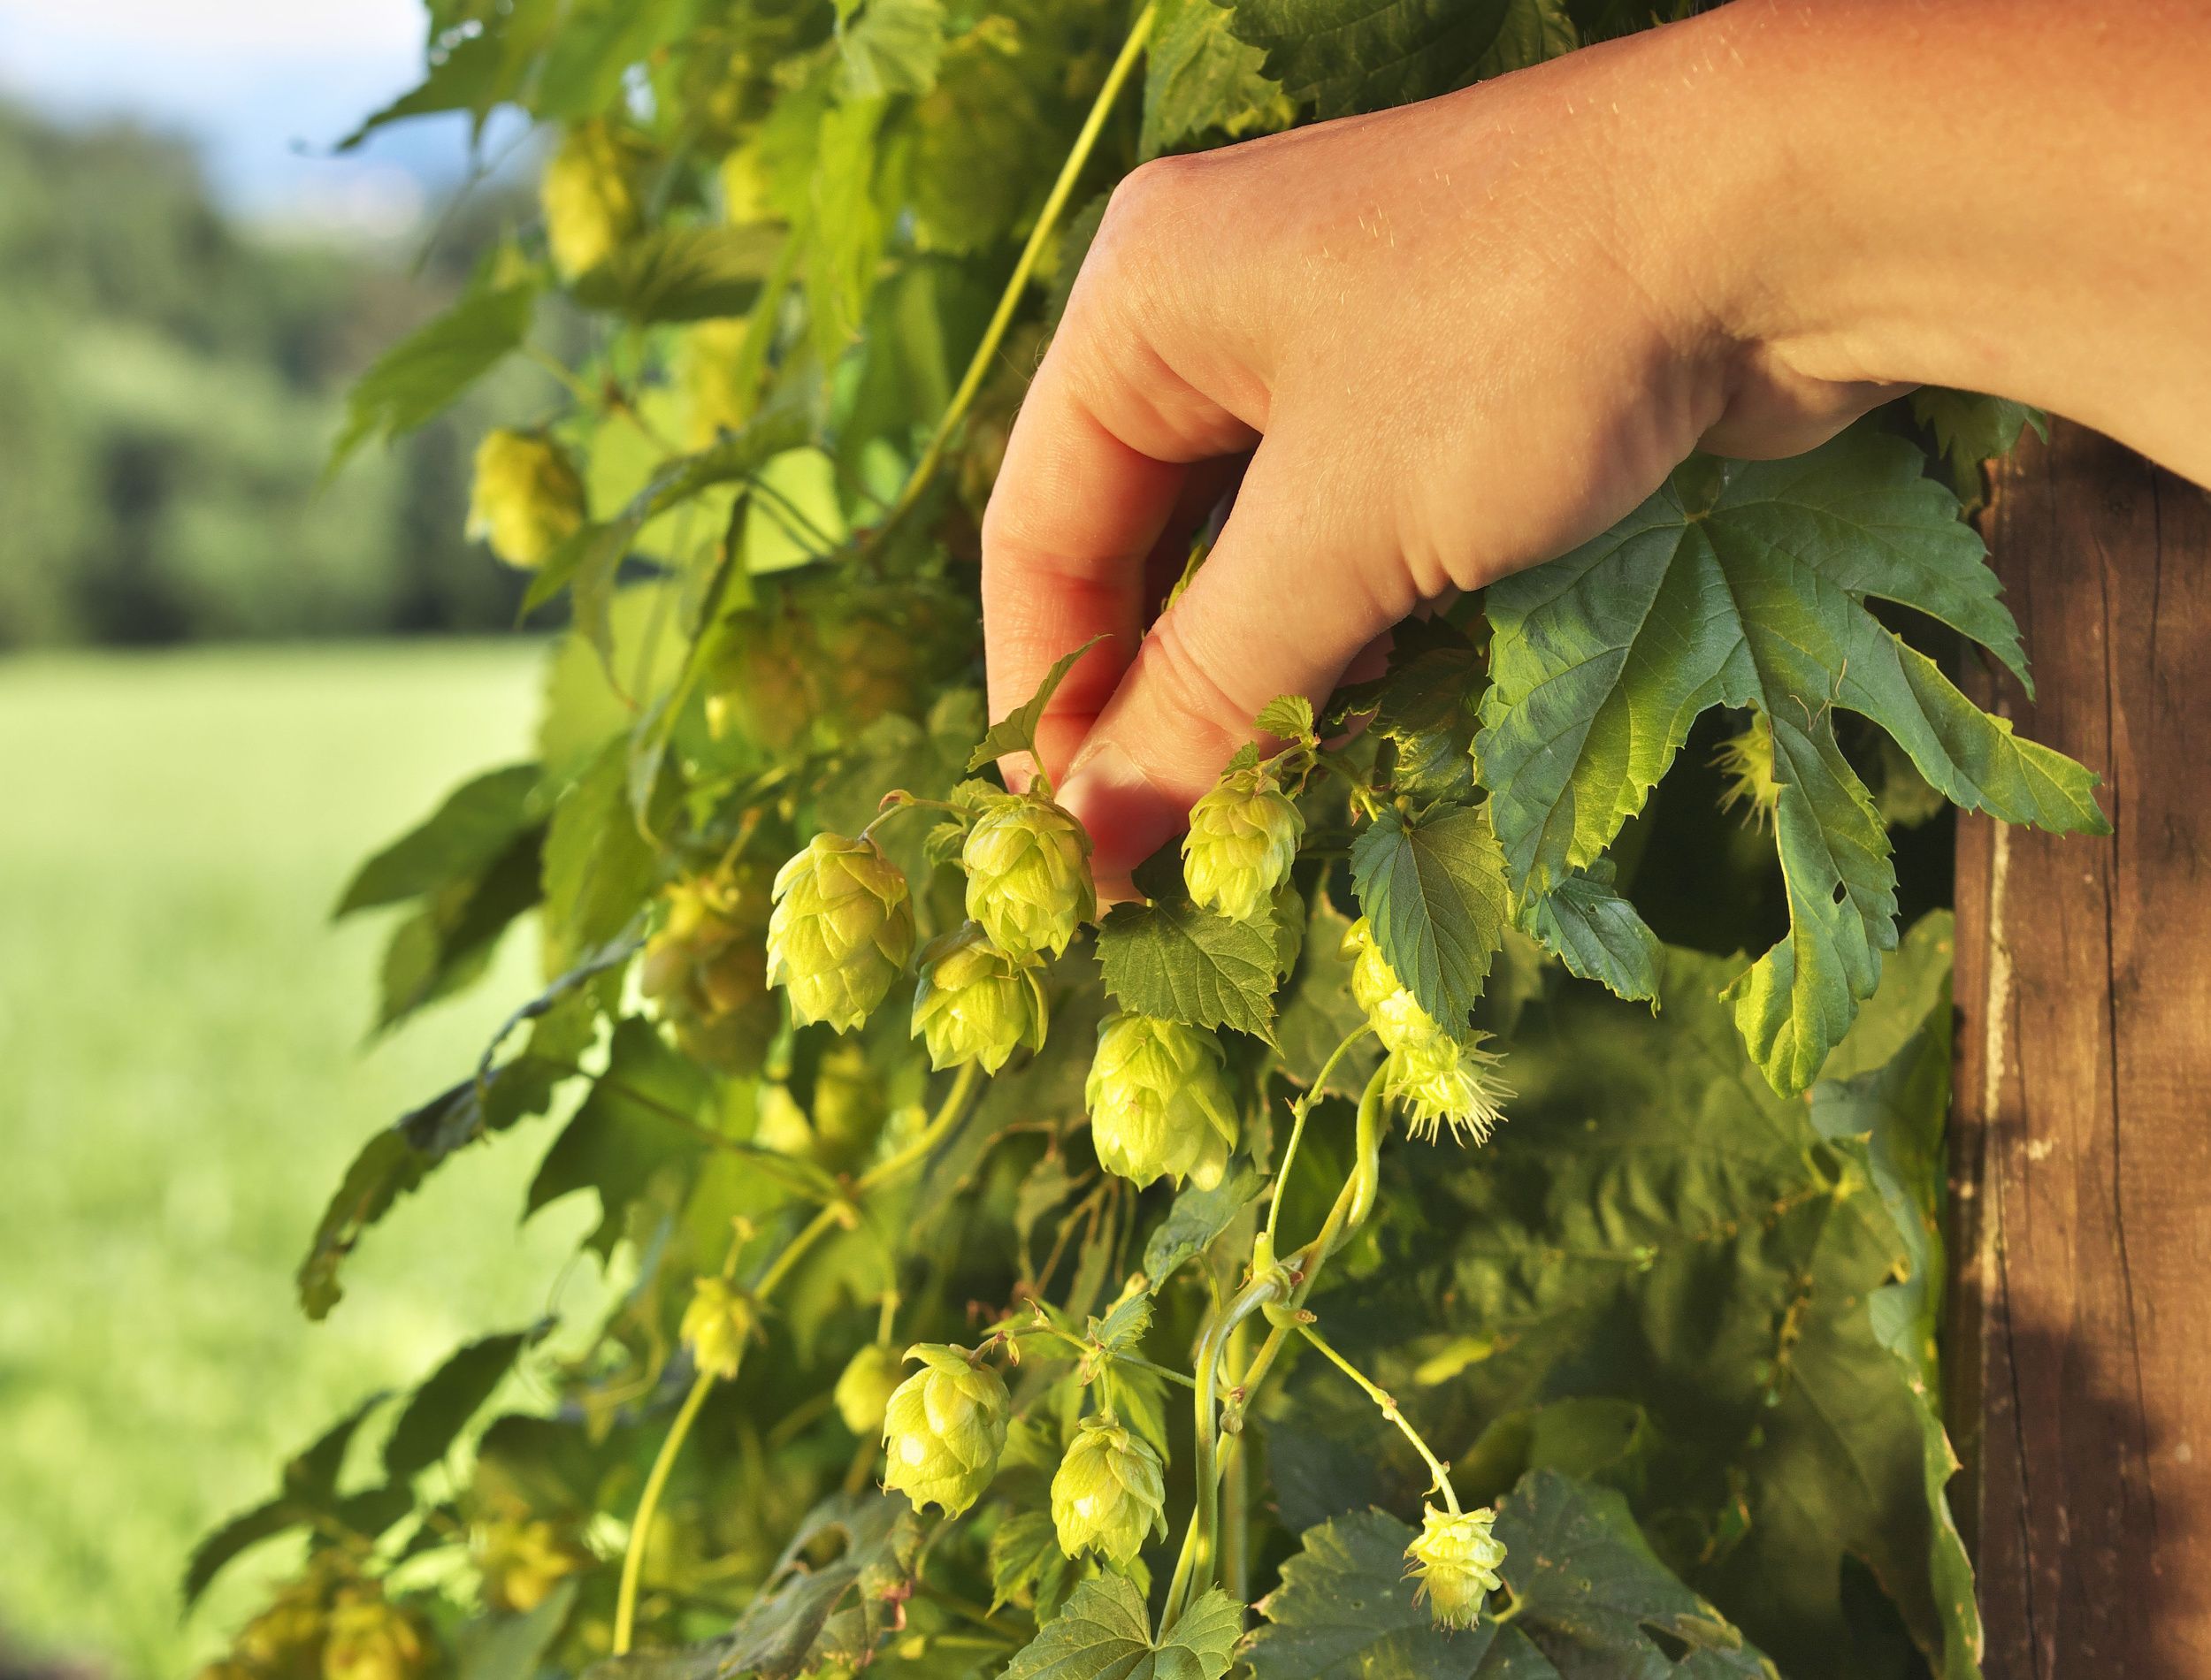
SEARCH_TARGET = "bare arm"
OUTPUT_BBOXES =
[980,0,2211,882]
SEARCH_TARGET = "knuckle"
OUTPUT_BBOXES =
[1138,609,1261,758]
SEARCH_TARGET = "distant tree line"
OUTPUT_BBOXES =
[0,103,543,646]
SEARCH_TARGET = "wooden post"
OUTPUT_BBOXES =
[1950,419,2211,1676]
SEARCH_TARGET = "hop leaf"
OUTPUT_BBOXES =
[962,794,1096,960]
[1083,1014,1238,1190]
[1051,1415,1167,1566]
[768,833,916,1032]
[911,920,1049,1073]
[540,118,643,279]
[681,1276,756,1380]
[835,1343,904,1438]
[1182,765,1304,923]
[465,429,585,570]
[322,1585,431,1680]
[1403,1503,1506,1632]
[883,1344,1010,1516]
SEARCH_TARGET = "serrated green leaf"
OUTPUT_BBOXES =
[1142,1161,1265,1289]
[991,1509,1079,1619]
[527,1018,716,1256]
[1096,880,1280,1040]
[1089,1288,1154,1353]
[1256,692,1318,745]
[1143,0,1294,157]
[1245,1507,1489,1680]
[1518,864,1660,1007]
[1348,803,1509,1030]
[969,634,1109,776]
[183,1394,389,1606]
[337,763,544,917]
[1224,0,1575,118]
[384,1328,539,1481]
[723,1493,927,1680]
[837,0,946,98]
[539,737,658,976]
[1477,428,2103,1090]
[373,828,544,1032]
[1004,1577,1240,1680]
[571,224,780,323]
[329,278,536,473]
[1910,387,2047,503]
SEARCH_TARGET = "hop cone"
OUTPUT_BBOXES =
[474,1517,585,1615]
[1404,1503,1507,1631]
[1382,1029,1513,1145]
[835,1343,904,1437]
[1343,920,1511,1144]
[767,833,915,1031]
[540,118,641,279]
[466,430,585,570]
[962,795,1095,960]
[680,1276,755,1380]
[1051,1415,1167,1566]
[1083,1014,1237,1190]
[911,921,1048,1073]
[641,869,777,1076]
[1182,765,1303,923]
[232,1592,325,1680]
[1714,710,1782,829]
[882,1344,1010,1516]
[321,1587,429,1680]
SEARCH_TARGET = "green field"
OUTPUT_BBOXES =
[0,643,600,1676]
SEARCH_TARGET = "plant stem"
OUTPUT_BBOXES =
[1265,1025,1373,1247]
[609,1061,982,1653]
[1296,1322,1459,1513]
[884,1,1158,531]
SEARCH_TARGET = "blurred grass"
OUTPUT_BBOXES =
[0,643,599,1676]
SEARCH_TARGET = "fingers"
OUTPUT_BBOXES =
[1056,438,1413,882]
[982,161,1265,792]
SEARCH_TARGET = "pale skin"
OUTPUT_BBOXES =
[980,0,2211,888]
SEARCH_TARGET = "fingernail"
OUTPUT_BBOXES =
[1059,740,1184,879]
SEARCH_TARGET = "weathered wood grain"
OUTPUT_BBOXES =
[1951,419,2211,1676]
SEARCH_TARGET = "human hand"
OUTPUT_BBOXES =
[980,0,2211,890]
[980,15,1898,886]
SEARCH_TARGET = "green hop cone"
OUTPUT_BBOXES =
[961,794,1095,960]
[911,921,1048,1073]
[321,1586,430,1680]
[1382,1027,1513,1146]
[1083,1014,1237,1190]
[473,1516,585,1615]
[1713,710,1782,830]
[835,1343,904,1437]
[767,833,915,1031]
[1182,765,1303,923]
[881,1344,1010,1516]
[465,429,585,570]
[1050,1415,1167,1566]
[680,1276,755,1380]
[1404,1503,1507,1632]
[540,118,643,279]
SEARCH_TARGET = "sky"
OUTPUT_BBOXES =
[0,0,518,234]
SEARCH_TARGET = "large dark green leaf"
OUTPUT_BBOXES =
[1517,864,1660,1008]
[1002,1576,1240,1680]
[1143,0,1292,156]
[1096,876,1281,1040]
[384,1327,540,1481]
[526,1017,719,1256]
[1224,0,1574,118]
[329,279,537,472]
[337,763,544,917]
[1477,429,2103,1091]
[1348,803,1510,1031]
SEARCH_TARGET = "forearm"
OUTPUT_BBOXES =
[1684,0,2211,483]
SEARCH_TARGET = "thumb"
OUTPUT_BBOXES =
[1055,440,1409,883]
